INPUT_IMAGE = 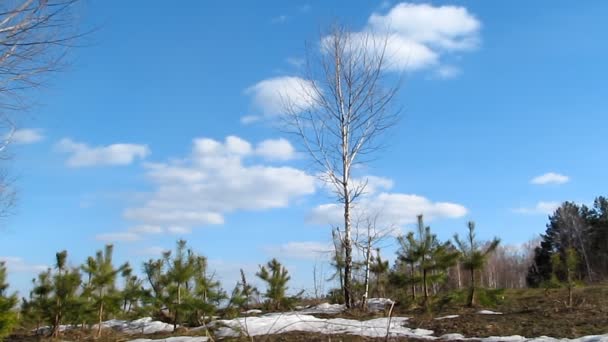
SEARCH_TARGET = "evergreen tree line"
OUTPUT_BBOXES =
[527,196,608,287]
[327,215,502,308]
[6,240,296,339]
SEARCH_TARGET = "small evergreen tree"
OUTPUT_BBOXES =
[0,261,18,340]
[551,248,578,307]
[165,240,196,331]
[369,249,389,297]
[454,221,500,307]
[88,244,128,337]
[142,257,168,316]
[257,259,291,310]
[397,215,459,306]
[186,255,226,326]
[120,266,146,317]
[47,251,82,338]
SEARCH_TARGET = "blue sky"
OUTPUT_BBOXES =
[2,1,608,296]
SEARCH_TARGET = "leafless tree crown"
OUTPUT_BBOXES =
[285,26,400,202]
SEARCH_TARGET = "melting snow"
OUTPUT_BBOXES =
[127,338,208,342]
[94,317,175,334]
[213,314,434,339]
[477,310,503,315]
[435,315,460,320]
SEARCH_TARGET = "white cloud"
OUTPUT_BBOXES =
[167,226,192,234]
[57,138,150,167]
[129,225,163,234]
[9,128,44,144]
[364,3,480,72]
[124,135,316,231]
[240,115,262,125]
[95,231,141,242]
[255,138,296,161]
[0,256,47,273]
[309,192,467,227]
[435,65,461,79]
[245,76,318,118]
[513,201,560,215]
[368,3,480,51]
[530,172,570,185]
[245,4,480,121]
[339,32,438,72]
[286,57,305,68]
[264,241,332,260]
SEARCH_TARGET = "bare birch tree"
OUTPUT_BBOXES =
[0,0,82,217]
[353,213,393,309]
[285,25,399,308]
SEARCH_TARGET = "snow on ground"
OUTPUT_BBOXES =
[434,315,460,320]
[244,309,263,315]
[212,314,434,339]
[477,310,503,315]
[366,297,395,311]
[94,317,175,334]
[126,338,208,342]
[292,297,393,315]
[295,302,346,315]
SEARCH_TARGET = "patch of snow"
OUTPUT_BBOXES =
[127,338,208,342]
[439,333,466,340]
[295,302,346,315]
[213,314,434,339]
[435,315,460,320]
[93,317,175,334]
[244,309,263,315]
[365,298,395,312]
[479,336,526,342]
[477,310,503,315]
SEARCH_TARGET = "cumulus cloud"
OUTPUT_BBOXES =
[123,135,315,232]
[309,192,467,227]
[0,256,47,273]
[57,138,150,167]
[245,76,318,119]
[530,172,570,185]
[245,3,480,122]
[264,241,332,260]
[366,3,479,72]
[9,128,44,144]
[368,3,480,51]
[255,138,297,161]
[513,201,560,215]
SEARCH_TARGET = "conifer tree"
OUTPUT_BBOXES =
[143,257,168,315]
[228,269,259,313]
[187,255,225,325]
[88,244,128,337]
[48,250,82,338]
[120,266,146,317]
[551,248,578,307]
[454,221,500,307]
[397,215,459,306]
[165,240,196,331]
[369,249,389,297]
[25,272,53,334]
[256,258,291,310]
[0,261,18,340]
